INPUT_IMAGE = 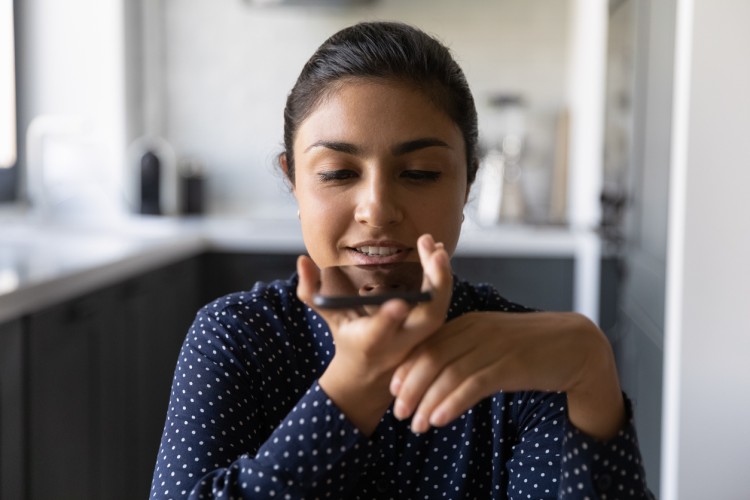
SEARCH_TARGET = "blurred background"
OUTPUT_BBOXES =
[1,0,748,499]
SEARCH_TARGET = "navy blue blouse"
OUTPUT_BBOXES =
[150,275,653,499]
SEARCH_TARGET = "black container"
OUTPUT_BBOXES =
[140,150,161,215]
[179,159,205,215]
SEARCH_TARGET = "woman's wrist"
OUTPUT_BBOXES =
[319,356,395,436]
[565,315,626,440]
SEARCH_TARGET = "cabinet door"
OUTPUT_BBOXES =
[26,257,201,500]
[27,294,109,500]
[200,252,299,304]
[452,256,575,311]
[1,319,24,500]
[127,258,200,496]
[97,285,137,499]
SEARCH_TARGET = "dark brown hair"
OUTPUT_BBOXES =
[281,21,479,186]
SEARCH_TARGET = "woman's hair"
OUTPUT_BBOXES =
[281,21,479,186]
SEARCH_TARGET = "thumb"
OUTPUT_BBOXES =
[296,255,320,307]
[417,234,452,311]
[296,257,361,326]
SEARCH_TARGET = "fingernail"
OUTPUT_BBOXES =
[429,408,447,427]
[411,414,428,434]
[389,377,401,396]
[394,399,407,420]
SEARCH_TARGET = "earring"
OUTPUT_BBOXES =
[297,209,301,219]
[461,213,465,222]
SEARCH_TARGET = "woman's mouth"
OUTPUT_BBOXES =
[346,243,411,264]
[354,246,404,257]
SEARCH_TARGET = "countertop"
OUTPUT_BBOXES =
[0,213,597,323]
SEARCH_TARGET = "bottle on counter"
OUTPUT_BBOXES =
[179,158,205,216]
[128,135,178,216]
[140,150,161,215]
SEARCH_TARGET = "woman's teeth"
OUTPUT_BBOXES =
[355,246,402,257]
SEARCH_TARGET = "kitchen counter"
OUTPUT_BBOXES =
[0,214,600,323]
[0,217,201,323]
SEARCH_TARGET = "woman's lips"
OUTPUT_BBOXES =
[346,245,412,265]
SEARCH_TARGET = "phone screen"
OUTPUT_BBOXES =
[312,262,431,309]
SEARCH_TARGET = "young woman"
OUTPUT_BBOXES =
[151,22,653,499]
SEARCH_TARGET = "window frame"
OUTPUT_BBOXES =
[0,0,19,202]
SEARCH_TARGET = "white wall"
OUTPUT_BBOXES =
[17,0,127,216]
[662,0,750,498]
[14,0,573,220]
[152,0,572,217]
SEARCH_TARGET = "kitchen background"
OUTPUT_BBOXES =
[2,0,750,499]
[13,0,575,223]
[158,0,572,220]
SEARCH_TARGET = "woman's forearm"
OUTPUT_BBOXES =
[565,315,626,440]
[319,356,395,436]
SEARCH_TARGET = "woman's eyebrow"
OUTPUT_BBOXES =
[304,137,451,156]
[391,138,451,156]
[304,140,361,155]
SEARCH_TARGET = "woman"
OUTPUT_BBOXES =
[151,22,652,499]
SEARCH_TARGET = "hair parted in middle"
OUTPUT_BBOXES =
[281,21,479,187]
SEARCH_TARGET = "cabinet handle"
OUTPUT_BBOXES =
[67,301,99,322]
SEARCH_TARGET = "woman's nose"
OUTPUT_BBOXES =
[354,176,403,227]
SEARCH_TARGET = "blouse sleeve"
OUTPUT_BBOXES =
[477,282,655,498]
[149,303,372,499]
[505,391,654,499]
[558,395,655,499]
[187,382,371,499]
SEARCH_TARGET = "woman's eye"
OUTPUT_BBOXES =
[402,170,441,182]
[317,170,357,182]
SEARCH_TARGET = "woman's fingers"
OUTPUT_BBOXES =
[427,363,500,428]
[391,312,513,433]
[417,234,452,299]
[296,255,361,327]
[367,298,412,342]
[391,335,473,418]
[296,255,320,306]
[299,235,456,396]
[402,361,476,433]
[393,332,500,432]
[392,311,605,434]
[402,235,452,334]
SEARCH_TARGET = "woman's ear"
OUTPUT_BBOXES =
[279,152,295,192]
[464,159,478,203]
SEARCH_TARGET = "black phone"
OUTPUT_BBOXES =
[312,262,432,309]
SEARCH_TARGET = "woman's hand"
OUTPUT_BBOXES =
[390,311,626,440]
[296,234,454,435]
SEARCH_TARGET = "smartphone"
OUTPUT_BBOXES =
[312,262,432,309]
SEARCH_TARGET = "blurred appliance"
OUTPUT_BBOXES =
[475,94,527,226]
[25,115,125,220]
[178,157,205,215]
[139,151,161,215]
[127,136,178,216]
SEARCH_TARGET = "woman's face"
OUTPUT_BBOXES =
[291,79,469,269]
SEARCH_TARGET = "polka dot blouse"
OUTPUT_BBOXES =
[150,275,653,499]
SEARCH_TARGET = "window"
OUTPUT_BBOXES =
[0,0,18,200]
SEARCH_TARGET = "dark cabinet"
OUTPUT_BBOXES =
[27,289,118,499]
[0,319,24,500]
[452,256,621,333]
[5,250,614,500]
[200,252,299,304]
[128,258,201,496]
[201,252,578,312]
[24,257,200,500]
[451,256,575,311]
